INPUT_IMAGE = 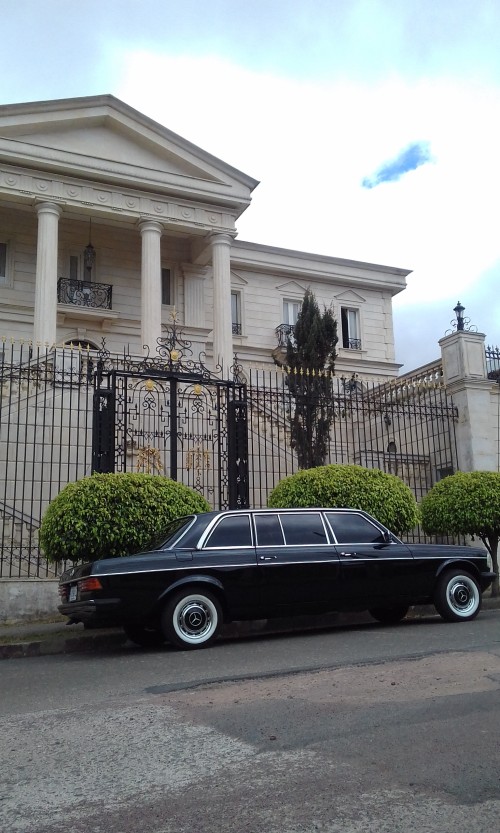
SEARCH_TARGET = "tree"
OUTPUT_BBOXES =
[275,289,338,468]
[268,464,419,535]
[420,471,500,596]
[40,472,210,563]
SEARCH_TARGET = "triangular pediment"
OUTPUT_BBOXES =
[276,280,308,295]
[334,289,366,303]
[0,95,258,214]
[230,270,248,286]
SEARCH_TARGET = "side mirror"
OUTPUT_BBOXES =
[382,530,392,544]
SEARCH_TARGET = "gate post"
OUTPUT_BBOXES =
[228,393,249,509]
[91,369,116,473]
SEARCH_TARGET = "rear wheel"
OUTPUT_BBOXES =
[434,570,481,622]
[162,588,222,650]
[123,623,165,648]
[369,605,409,624]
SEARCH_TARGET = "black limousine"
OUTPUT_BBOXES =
[58,508,495,650]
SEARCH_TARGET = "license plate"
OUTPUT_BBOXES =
[69,585,77,602]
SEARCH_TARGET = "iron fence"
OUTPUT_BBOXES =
[1,341,460,578]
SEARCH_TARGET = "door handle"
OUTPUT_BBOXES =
[340,551,359,558]
[259,555,278,561]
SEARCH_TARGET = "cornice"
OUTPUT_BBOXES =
[0,163,237,235]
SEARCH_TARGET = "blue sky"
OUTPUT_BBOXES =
[2,0,500,370]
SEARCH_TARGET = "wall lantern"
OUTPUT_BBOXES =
[84,218,96,277]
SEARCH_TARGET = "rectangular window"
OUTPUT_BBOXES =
[231,291,242,335]
[161,268,171,305]
[341,307,361,349]
[69,255,80,281]
[283,299,301,326]
[0,242,7,284]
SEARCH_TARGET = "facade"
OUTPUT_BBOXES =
[0,94,409,378]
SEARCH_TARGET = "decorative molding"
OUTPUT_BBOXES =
[0,164,237,234]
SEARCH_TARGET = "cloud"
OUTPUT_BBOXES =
[361,141,433,188]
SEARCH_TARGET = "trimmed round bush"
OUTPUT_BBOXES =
[268,464,419,534]
[40,472,210,563]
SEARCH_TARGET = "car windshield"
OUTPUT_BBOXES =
[147,516,195,551]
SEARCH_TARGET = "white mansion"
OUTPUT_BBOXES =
[0,94,410,377]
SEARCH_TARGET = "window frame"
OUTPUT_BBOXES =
[0,239,13,287]
[202,514,254,549]
[283,298,301,327]
[161,266,173,307]
[231,289,242,335]
[340,306,362,350]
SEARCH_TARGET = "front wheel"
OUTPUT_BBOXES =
[162,589,222,650]
[369,605,409,624]
[434,571,481,622]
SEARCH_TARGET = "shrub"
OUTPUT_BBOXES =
[421,470,500,596]
[40,472,210,563]
[268,464,419,534]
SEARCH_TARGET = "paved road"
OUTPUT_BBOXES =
[1,611,500,833]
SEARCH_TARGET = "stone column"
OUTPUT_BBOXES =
[210,232,233,375]
[139,220,163,354]
[33,201,62,345]
[440,330,496,471]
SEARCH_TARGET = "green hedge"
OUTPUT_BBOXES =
[268,464,418,534]
[40,473,210,563]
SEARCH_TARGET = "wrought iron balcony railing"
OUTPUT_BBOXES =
[57,278,113,310]
[344,338,362,350]
[232,322,242,335]
[275,323,295,347]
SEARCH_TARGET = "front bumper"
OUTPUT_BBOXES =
[480,571,497,592]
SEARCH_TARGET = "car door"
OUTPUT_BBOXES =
[256,511,341,615]
[196,513,260,618]
[325,512,414,607]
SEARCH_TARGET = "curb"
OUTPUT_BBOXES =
[1,600,499,660]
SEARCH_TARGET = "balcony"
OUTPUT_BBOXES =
[57,278,119,328]
[275,323,295,347]
[344,338,362,350]
[57,278,113,309]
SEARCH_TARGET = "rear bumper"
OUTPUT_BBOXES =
[58,598,122,627]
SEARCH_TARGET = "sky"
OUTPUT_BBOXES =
[2,0,500,371]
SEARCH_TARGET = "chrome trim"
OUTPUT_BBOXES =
[200,513,254,549]
[73,554,421,581]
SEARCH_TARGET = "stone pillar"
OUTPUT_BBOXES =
[182,264,208,328]
[33,202,62,345]
[210,232,233,375]
[139,220,163,353]
[440,330,496,471]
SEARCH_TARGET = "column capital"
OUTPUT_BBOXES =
[208,231,236,248]
[138,218,164,236]
[35,201,63,218]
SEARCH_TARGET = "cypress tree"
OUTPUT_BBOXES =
[276,289,338,468]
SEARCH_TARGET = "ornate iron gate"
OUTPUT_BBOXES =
[91,340,248,510]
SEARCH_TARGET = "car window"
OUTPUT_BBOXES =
[279,513,327,545]
[326,513,386,544]
[255,514,284,546]
[204,515,253,548]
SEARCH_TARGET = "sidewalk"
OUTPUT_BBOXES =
[1,597,499,660]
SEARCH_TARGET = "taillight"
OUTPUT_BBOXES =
[58,585,68,600]
[78,577,103,593]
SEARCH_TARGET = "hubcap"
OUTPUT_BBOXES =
[178,601,212,639]
[448,578,477,614]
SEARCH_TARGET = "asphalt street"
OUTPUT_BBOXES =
[1,611,500,833]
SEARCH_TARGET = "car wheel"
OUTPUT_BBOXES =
[434,570,481,622]
[123,623,166,648]
[162,589,222,650]
[369,605,409,624]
